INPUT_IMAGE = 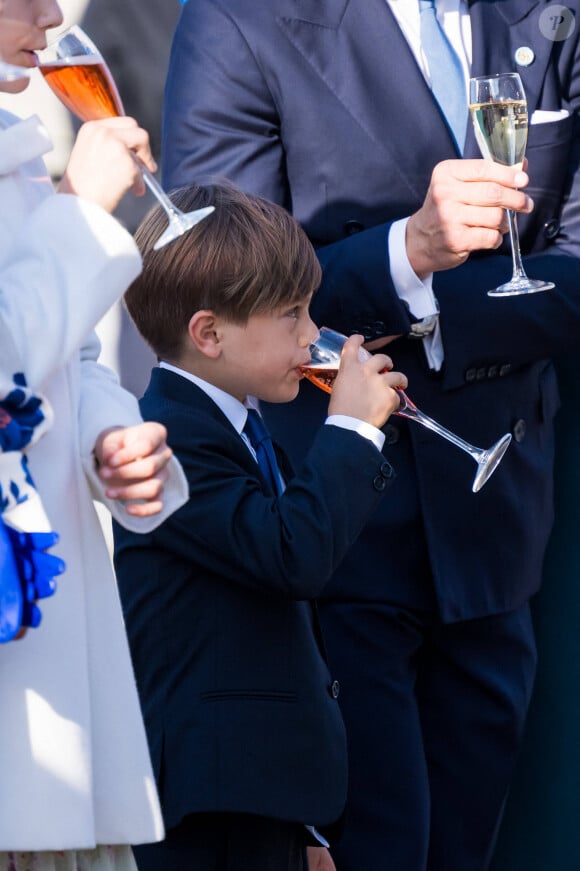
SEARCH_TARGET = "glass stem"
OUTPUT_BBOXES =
[506,208,527,281]
[396,395,480,461]
[134,157,187,229]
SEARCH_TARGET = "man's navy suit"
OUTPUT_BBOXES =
[113,368,395,845]
[163,2,580,867]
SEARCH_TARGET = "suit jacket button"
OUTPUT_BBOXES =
[499,364,512,377]
[476,367,487,381]
[512,418,526,442]
[544,218,560,240]
[383,425,399,446]
[344,219,364,236]
[487,364,499,379]
[360,324,375,341]
[380,460,394,478]
[330,679,340,699]
[465,368,476,382]
[373,475,387,492]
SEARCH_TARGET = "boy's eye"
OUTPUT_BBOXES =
[286,306,300,319]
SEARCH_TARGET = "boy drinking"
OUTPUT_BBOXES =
[114,181,407,871]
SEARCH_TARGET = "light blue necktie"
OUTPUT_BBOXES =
[418,0,467,152]
[243,409,284,497]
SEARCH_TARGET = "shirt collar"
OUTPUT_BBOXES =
[159,360,260,433]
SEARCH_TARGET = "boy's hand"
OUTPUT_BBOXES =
[307,846,336,871]
[329,334,407,429]
[58,117,157,213]
[94,422,173,517]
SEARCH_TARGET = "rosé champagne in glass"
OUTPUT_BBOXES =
[37,26,214,250]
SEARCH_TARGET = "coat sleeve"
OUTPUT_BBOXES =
[0,194,142,391]
[77,335,188,533]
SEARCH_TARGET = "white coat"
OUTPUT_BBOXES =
[0,110,188,851]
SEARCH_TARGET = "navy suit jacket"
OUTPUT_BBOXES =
[113,368,394,831]
[163,0,580,621]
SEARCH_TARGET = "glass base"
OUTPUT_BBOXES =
[488,276,555,297]
[472,432,512,493]
[153,205,215,250]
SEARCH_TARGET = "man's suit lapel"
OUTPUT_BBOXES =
[465,0,553,155]
[277,0,460,202]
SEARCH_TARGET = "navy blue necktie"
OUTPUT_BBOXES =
[243,409,284,497]
[418,0,467,152]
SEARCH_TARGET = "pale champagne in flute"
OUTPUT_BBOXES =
[469,72,554,296]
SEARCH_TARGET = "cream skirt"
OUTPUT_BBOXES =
[0,846,137,871]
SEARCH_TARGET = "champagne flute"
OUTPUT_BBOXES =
[300,328,511,493]
[35,26,214,250]
[469,72,554,297]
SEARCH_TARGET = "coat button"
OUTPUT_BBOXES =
[487,364,499,379]
[512,418,526,442]
[380,460,394,478]
[465,368,477,382]
[499,364,512,377]
[344,219,364,236]
[543,218,560,240]
[476,367,487,381]
[373,475,387,492]
[330,679,340,699]
[383,425,399,446]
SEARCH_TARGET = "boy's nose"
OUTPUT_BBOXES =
[303,319,319,348]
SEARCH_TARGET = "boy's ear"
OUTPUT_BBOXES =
[187,310,222,358]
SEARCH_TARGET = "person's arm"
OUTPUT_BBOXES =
[77,334,188,530]
[0,195,141,388]
[0,116,158,389]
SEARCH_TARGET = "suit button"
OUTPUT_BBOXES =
[383,425,399,446]
[344,219,364,236]
[487,364,499,379]
[476,367,487,381]
[499,364,512,377]
[380,460,394,478]
[512,418,526,442]
[373,475,387,491]
[465,368,477,382]
[544,218,560,240]
[330,680,340,699]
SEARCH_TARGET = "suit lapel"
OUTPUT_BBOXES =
[277,0,460,202]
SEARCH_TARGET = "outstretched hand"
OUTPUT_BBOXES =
[95,421,174,517]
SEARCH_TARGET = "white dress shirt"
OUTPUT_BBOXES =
[386,0,471,370]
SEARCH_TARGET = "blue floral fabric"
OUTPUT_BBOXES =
[0,373,64,642]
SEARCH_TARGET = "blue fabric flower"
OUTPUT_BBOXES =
[0,522,65,643]
[0,372,47,452]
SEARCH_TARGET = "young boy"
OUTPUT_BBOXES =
[114,181,407,871]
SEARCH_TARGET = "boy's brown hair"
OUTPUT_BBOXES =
[125,180,322,362]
